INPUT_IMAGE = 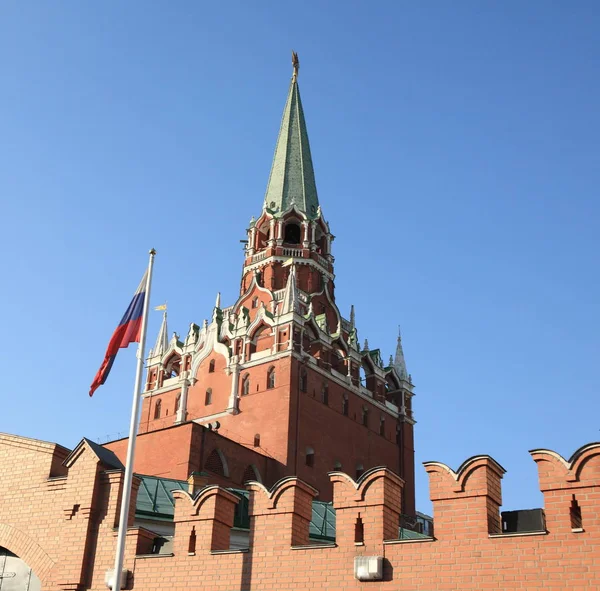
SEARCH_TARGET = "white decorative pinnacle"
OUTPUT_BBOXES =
[152,310,169,358]
[215,292,221,309]
[350,304,355,328]
[394,326,408,380]
[281,264,299,314]
[363,338,369,352]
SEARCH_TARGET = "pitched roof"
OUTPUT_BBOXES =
[62,438,125,470]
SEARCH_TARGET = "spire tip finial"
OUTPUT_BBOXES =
[291,51,299,81]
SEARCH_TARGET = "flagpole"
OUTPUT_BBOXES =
[109,248,156,590]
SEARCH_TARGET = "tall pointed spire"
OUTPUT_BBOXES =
[263,52,319,218]
[394,327,408,381]
[152,309,169,358]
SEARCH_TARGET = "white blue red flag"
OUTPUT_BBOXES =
[89,271,148,396]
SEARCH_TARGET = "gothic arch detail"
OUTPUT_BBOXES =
[204,448,230,478]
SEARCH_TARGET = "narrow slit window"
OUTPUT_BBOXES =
[205,388,212,405]
[362,407,369,427]
[300,368,308,392]
[355,514,364,544]
[188,526,196,553]
[305,446,315,467]
[267,367,276,389]
[570,495,583,530]
[154,399,162,419]
[209,359,216,373]
[321,382,329,405]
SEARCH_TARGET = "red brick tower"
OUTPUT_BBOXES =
[121,55,416,513]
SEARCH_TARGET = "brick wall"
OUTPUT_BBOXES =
[2,433,598,590]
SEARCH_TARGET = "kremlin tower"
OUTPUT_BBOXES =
[105,54,416,514]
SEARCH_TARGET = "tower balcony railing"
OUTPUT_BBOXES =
[250,251,268,263]
[281,247,303,257]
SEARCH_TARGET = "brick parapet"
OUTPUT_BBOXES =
[247,477,318,548]
[331,467,403,551]
[2,434,600,589]
[424,454,506,536]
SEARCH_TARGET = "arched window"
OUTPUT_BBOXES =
[267,367,275,390]
[154,399,162,419]
[356,463,365,479]
[359,365,367,386]
[253,434,260,447]
[242,464,262,484]
[175,393,181,413]
[252,296,259,309]
[209,359,215,373]
[242,374,250,396]
[362,407,369,427]
[321,382,329,406]
[283,223,301,244]
[204,448,228,477]
[299,368,308,393]
[342,394,349,416]
[379,415,385,436]
[305,446,315,468]
[205,388,212,405]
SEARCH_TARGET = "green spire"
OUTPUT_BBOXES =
[264,53,319,218]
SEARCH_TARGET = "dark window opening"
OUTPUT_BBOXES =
[188,527,196,553]
[300,369,308,392]
[154,399,162,420]
[205,389,212,405]
[209,359,215,373]
[342,395,349,416]
[321,382,329,405]
[306,447,315,467]
[355,514,364,543]
[267,367,276,389]
[570,495,583,530]
[362,408,369,428]
[379,416,385,436]
[254,434,261,447]
[284,223,301,244]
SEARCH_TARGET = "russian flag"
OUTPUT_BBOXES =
[89,271,148,396]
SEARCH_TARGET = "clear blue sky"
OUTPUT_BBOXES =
[2,1,599,514]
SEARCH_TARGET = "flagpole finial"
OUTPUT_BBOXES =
[292,51,299,81]
[150,248,157,255]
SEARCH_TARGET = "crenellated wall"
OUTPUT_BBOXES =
[1,433,599,590]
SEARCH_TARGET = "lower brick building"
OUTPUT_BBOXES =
[1,432,599,590]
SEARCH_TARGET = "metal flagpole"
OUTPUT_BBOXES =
[109,248,156,590]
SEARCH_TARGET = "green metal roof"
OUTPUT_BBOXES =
[263,74,319,218]
[136,475,188,520]
[135,476,430,542]
[135,476,336,540]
